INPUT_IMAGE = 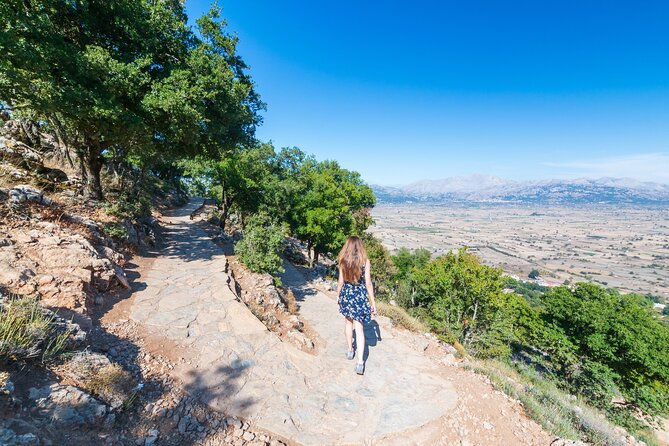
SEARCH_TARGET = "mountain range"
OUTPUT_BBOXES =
[372,175,669,205]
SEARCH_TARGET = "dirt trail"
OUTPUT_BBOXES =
[129,199,553,445]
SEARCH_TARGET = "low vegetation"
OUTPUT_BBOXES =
[235,214,286,276]
[282,289,299,315]
[0,295,71,364]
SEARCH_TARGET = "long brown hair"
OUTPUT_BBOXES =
[337,236,367,283]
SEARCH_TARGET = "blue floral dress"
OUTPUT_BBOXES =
[339,266,372,323]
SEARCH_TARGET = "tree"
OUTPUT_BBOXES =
[412,248,517,357]
[294,160,375,267]
[391,247,431,307]
[540,283,669,415]
[0,1,262,199]
[182,143,274,230]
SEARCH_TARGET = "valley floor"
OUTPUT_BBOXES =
[370,203,669,300]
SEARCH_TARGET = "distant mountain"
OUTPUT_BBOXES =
[372,175,669,204]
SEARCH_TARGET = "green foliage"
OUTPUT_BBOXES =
[360,234,396,298]
[411,248,517,357]
[540,283,669,417]
[391,247,431,307]
[0,296,71,364]
[102,222,129,240]
[471,360,639,446]
[505,277,548,307]
[295,160,376,264]
[104,191,150,221]
[235,214,286,276]
[0,0,262,199]
[180,145,274,229]
[529,269,541,279]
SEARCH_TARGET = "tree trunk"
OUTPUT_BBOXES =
[81,146,104,200]
[306,239,313,266]
[311,247,320,268]
[219,205,229,231]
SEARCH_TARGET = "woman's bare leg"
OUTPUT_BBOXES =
[345,317,354,351]
[353,320,365,363]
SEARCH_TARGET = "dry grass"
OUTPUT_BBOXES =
[82,363,136,409]
[467,360,646,446]
[283,288,299,315]
[376,301,426,333]
[452,341,467,358]
[0,371,9,390]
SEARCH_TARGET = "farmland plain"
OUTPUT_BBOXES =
[369,203,669,300]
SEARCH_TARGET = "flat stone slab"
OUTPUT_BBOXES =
[131,199,457,445]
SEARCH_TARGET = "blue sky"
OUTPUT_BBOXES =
[185,1,669,185]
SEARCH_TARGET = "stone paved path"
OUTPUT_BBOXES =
[131,200,457,445]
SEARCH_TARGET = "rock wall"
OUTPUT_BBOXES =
[0,185,128,313]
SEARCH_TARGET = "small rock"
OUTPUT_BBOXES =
[242,431,255,441]
[228,417,242,430]
[178,416,189,434]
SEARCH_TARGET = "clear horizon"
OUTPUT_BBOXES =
[185,1,669,185]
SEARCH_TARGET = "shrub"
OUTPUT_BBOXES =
[0,296,71,364]
[360,234,397,298]
[104,191,150,221]
[412,248,517,357]
[102,221,128,240]
[235,213,286,276]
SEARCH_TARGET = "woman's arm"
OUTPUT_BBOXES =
[364,259,376,314]
[337,267,344,303]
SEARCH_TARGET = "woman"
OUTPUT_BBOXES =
[337,236,376,375]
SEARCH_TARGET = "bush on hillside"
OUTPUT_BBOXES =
[540,284,669,418]
[235,213,286,276]
[391,247,431,307]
